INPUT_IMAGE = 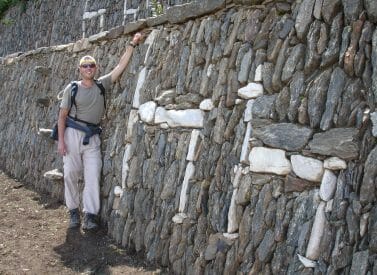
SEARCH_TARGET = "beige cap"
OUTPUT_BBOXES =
[79,55,97,66]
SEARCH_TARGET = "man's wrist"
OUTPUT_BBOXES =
[129,41,137,48]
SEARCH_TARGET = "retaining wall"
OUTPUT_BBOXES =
[1,0,377,273]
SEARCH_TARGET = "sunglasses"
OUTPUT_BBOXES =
[80,63,96,68]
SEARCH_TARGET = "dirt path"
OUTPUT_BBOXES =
[0,171,164,275]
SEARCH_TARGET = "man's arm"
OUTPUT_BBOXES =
[57,108,69,156]
[110,33,142,83]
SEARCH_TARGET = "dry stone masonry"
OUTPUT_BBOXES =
[1,0,377,274]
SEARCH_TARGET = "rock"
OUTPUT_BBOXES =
[321,11,343,68]
[285,175,318,193]
[350,250,369,275]
[307,69,332,128]
[371,112,377,137]
[308,128,359,160]
[179,162,195,212]
[365,0,377,23]
[319,170,337,201]
[166,1,226,24]
[249,147,291,176]
[342,0,363,22]
[323,157,347,170]
[360,146,377,205]
[291,155,324,182]
[288,72,305,122]
[252,123,313,151]
[256,229,275,263]
[187,130,201,161]
[155,107,204,128]
[321,0,342,24]
[252,95,276,120]
[282,44,305,83]
[237,83,264,99]
[138,101,157,124]
[227,189,238,233]
[320,67,347,130]
[43,169,63,181]
[297,254,317,268]
[305,20,321,74]
[306,202,326,260]
[295,0,315,40]
[155,89,177,106]
[199,99,214,111]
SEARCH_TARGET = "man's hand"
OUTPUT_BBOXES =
[58,140,67,156]
[132,32,143,46]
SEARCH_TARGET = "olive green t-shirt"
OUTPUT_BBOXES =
[60,74,112,125]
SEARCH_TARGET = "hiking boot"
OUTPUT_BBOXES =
[69,208,80,229]
[82,213,99,231]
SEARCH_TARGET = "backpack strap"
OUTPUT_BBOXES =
[70,81,79,120]
[94,79,106,109]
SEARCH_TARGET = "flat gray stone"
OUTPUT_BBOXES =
[308,128,359,160]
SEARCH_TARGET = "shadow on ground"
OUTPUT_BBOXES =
[54,227,158,274]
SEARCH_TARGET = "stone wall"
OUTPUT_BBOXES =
[0,0,193,57]
[1,0,377,273]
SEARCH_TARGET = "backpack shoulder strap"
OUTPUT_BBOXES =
[94,79,106,109]
[70,81,78,118]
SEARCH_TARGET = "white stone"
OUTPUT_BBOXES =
[244,99,254,122]
[178,162,195,212]
[297,254,317,268]
[83,11,98,20]
[114,186,123,197]
[207,64,214,77]
[254,64,263,82]
[232,165,243,188]
[291,155,324,182]
[360,213,369,237]
[199,99,214,111]
[43,169,63,180]
[132,67,147,108]
[371,112,377,137]
[242,166,250,174]
[98,9,106,15]
[227,189,238,233]
[319,170,337,201]
[187,130,201,161]
[325,199,333,212]
[223,233,239,240]
[155,107,204,128]
[113,197,121,210]
[235,99,243,104]
[363,108,370,123]
[249,147,291,175]
[144,30,159,64]
[237,83,264,99]
[240,122,252,164]
[172,213,188,224]
[306,202,326,260]
[323,157,347,170]
[38,128,53,135]
[160,123,169,129]
[138,101,156,124]
[121,144,133,189]
[125,110,139,142]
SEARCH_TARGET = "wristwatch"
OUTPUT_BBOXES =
[129,41,137,48]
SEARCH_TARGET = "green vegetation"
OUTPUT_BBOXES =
[151,0,164,17]
[0,0,28,21]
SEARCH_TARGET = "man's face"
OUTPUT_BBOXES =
[79,62,97,79]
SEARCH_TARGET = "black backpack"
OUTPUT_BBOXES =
[50,79,106,140]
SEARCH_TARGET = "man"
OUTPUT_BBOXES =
[57,32,142,231]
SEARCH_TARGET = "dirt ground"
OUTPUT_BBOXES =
[0,171,165,275]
